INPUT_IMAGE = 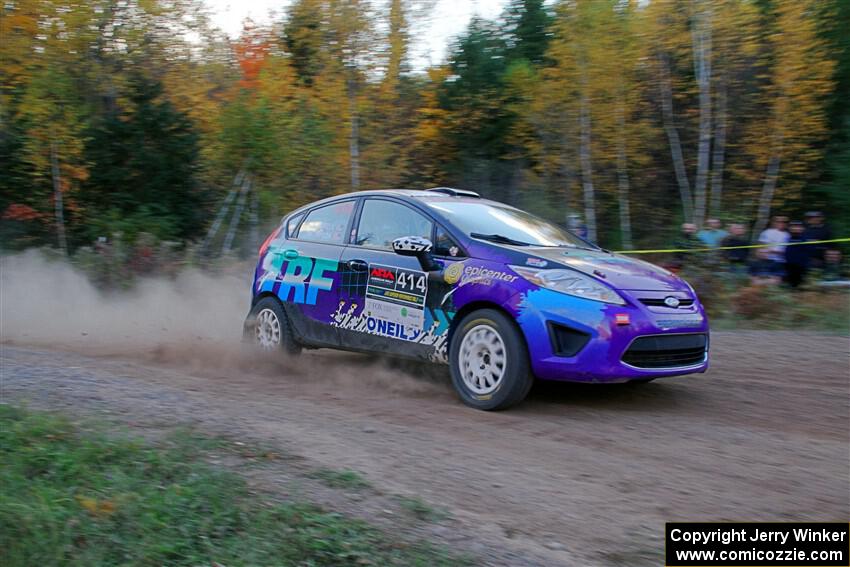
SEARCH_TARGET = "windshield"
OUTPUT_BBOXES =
[425,200,592,248]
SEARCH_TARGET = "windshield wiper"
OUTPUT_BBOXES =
[470,232,533,247]
[559,244,601,252]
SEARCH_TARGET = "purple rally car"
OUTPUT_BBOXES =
[245,187,709,410]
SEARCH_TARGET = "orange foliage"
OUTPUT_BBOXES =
[2,204,43,221]
[233,20,272,90]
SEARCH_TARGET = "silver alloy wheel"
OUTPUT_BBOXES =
[459,323,507,395]
[255,308,282,350]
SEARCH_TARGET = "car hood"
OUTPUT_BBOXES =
[522,247,688,292]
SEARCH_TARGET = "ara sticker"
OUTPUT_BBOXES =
[365,263,428,329]
[526,257,548,268]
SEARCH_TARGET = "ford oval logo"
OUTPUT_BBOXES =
[664,296,681,308]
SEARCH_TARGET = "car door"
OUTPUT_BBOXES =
[334,198,439,359]
[261,199,356,347]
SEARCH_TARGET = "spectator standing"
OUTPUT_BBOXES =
[567,213,588,240]
[802,211,833,268]
[749,247,783,285]
[697,218,728,247]
[784,221,809,288]
[722,223,750,274]
[670,223,700,271]
[758,216,790,265]
[823,249,845,282]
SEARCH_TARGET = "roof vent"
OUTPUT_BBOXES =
[425,187,481,198]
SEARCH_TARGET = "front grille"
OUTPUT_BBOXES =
[548,323,591,357]
[640,298,694,308]
[622,334,707,369]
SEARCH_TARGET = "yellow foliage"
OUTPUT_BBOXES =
[76,495,117,517]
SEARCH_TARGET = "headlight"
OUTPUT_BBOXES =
[510,266,626,305]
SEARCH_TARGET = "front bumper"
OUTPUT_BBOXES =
[514,288,710,383]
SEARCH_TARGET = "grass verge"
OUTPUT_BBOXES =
[309,468,372,491]
[395,496,449,523]
[0,405,463,566]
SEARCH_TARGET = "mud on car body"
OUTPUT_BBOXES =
[246,187,709,410]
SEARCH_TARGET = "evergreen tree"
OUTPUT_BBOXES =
[283,0,325,87]
[812,0,850,238]
[80,74,204,243]
[505,0,553,65]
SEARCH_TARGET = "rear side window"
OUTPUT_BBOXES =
[286,213,304,237]
[355,199,433,250]
[295,201,355,244]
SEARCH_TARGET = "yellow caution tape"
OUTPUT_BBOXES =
[614,238,850,255]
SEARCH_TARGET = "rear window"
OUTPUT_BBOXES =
[286,213,304,237]
[295,200,355,244]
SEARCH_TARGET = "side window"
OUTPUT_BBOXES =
[286,213,304,238]
[295,201,355,244]
[434,225,465,258]
[356,200,433,250]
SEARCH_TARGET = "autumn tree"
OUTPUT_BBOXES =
[359,0,416,189]
[749,0,834,236]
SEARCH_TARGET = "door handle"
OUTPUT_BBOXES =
[282,249,300,260]
[347,259,368,272]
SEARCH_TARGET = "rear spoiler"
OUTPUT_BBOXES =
[425,187,481,198]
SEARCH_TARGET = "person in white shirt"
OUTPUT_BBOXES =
[758,216,790,263]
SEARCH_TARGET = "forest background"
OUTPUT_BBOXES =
[1,0,847,256]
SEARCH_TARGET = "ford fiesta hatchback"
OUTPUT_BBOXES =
[245,188,709,410]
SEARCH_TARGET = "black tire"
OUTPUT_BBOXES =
[246,296,301,355]
[449,309,533,410]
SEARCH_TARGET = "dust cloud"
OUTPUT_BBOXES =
[0,251,447,396]
[1,250,249,350]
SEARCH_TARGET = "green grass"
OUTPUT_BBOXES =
[678,267,850,335]
[395,496,449,523]
[309,468,372,491]
[0,405,464,566]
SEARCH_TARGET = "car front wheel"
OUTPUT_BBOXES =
[449,309,533,410]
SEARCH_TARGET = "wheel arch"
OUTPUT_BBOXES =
[252,290,281,307]
[448,300,526,349]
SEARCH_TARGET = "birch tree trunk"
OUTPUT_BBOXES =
[579,91,597,243]
[616,101,633,250]
[657,53,694,223]
[50,140,68,256]
[506,160,521,206]
[753,132,783,240]
[248,181,259,251]
[692,4,712,228]
[559,129,577,226]
[348,75,360,190]
[222,174,251,255]
[709,80,727,217]
[200,169,243,254]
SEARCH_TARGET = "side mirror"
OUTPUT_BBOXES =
[392,236,440,272]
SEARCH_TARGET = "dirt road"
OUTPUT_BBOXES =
[2,331,848,566]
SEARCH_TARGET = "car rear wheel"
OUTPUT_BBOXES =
[449,309,533,410]
[248,297,301,355]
